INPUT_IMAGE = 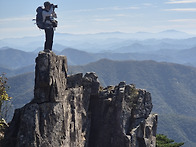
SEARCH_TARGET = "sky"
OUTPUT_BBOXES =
[0,0,196,39]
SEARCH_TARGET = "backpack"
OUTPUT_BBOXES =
[36,6,45,29]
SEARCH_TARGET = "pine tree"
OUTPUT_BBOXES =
[156,134,184,147]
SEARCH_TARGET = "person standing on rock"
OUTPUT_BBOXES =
[42,1,58,52]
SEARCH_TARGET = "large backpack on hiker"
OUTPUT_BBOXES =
[36,6,45,29]
[35,6,58,29]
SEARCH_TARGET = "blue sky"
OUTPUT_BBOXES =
[0,0,196,39]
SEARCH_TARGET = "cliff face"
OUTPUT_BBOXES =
[3,51,157,147]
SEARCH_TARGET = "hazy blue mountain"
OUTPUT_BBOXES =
[59,47,196,67]
[0,36,44,51]
[1,46,196,75]
[0,47,36,69]
[0,67,12,76]
[55,30,194,40]
[59,48,99,65]
[112,37,196,53]
[58,48,159,65]
[0,30,195,52]
[33,44,68,53]
[151,47,196,66]
[157,29,192,39]
[7,72,34,119]
[176,47,196,59]
[13,65,35,75]
[113,43,156,53]
[0,65,35,77]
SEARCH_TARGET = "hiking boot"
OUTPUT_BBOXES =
[44,49,52,52]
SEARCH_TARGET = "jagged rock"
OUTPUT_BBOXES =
[33,51,68,103]
[3,51,157,147]
[88,83,157,147]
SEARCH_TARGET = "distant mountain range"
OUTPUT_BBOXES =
[0,30,195,52]
[0,48,36,70]
[1,44,196,74]
[5,59,196,146]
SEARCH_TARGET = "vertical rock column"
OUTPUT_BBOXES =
[3,51,72,147]
[34,51,68,103]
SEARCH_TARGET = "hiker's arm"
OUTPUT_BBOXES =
[52,12,57,18]
[42,6,54,17]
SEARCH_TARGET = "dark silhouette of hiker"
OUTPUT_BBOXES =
[42,1,57,51]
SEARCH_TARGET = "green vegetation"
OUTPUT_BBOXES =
[125,84,139,108]
[0,74,12,119]
[129,84,139,100]
[158,114,196,146]
[0,74,11,143]
[156,134,184,147]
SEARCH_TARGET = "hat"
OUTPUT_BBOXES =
[44,1,51,7]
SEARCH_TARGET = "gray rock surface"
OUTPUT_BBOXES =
[3,51,157,147]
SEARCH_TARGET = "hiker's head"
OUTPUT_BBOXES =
[44,1,51,10]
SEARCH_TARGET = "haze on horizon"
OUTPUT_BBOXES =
[0,0,196,39]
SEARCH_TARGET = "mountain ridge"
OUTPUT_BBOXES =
[0,30,195,52]
[1,45,196,69]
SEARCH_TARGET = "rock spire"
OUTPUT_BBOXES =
[3,51,157,147]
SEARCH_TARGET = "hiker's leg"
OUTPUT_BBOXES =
[44,28,54,50]
[44,29,49,50]
[48,28,54,50]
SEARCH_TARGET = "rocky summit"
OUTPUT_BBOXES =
[3,51,157,147]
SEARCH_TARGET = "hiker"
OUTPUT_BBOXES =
[42,1,57,51]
